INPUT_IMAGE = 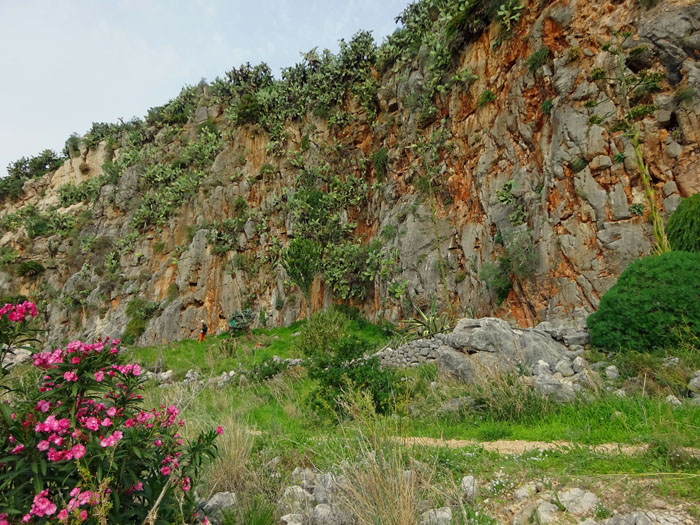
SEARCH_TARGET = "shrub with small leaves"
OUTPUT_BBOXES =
[587,251,700,352]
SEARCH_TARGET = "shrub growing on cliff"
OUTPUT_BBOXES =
[0,337,219,523]
[666,193,700,253]
[587,251,700,352]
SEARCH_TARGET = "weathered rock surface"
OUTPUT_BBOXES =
[1,0,699,349]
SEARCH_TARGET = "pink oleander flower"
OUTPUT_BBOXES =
[154,439,162,447]
[63,371,78,382]
[99,430,123,448]
[57,509,68,521]
[160,465,171,476]
[79,510,87,521]
[216,426,223,435]
[11,444,24,454]
[36,400,50,413]
[106,406,116,417]
[84,417,99,431]
[94,370,104,382]
[71,444,86,459]
[101,417,112,427]
[37,440,50,451]
[22,514,31,522]
[30,489,57,517]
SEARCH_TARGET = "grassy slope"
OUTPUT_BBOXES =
[127,319,700,521]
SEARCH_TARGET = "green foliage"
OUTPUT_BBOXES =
[16,260,45,278]
[541,99,553,115]
[480,230,537,304]
[526,46,550,73]
[2,150,64,202]
[122,298,161,344]
[146,85,198,126]
[0,205,76,239]
[495,181,527,226]
[570,158,587,173]
[322,242,373,300]
[57,176,102,206]
[281,238,322,305]
[300,308,398,416]
[478,89,496,107]
[405,301,451,337]
[497,0,524,33]
[250,356,289,382]
[629,202,646,216]
[207,218,244,255]
[666,194,700,253]
[587,251,700,352]
[229,309,255,334]
[0,246,18,269]
[63,133,81,158]
[372,147,388,179]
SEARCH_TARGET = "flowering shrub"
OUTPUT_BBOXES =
[1,336,219,524]
[0,301,39,377]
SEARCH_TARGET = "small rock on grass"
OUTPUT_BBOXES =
[421,507,452,525]
[461,475,478,502]
[536,501,559,523]
[558,488,598,516]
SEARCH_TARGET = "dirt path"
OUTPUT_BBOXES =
[391,436,700,456]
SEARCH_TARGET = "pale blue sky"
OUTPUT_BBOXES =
[0,0,410,177]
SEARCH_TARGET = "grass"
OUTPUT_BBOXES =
[121,315,700,521]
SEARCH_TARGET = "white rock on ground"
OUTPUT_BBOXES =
[277,486,315,515]
[572,356,588,374]
[421,507,452,525]
[558,487,598,516]
[687,372,700,394]
[461,475,478,502]
[665,394,682,406]
[202,491,237,524]
[536,501,559,523]
[604,365,619,380]
[280,514,305,525]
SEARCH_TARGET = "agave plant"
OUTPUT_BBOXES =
[405,302,452,338]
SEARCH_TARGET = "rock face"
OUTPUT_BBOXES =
[1,0,699,347]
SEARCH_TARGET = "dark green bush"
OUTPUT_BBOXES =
[372,147,388,179]
[666,193,700,253]
[587,251,700,351]
[251,356,289,381]
[526,46,550,73]
[16,261,45,278]
[299,308,398,416]
[122,298,160,344]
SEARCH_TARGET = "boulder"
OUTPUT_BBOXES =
[421,507,452,525]
[460,475,478,502]
[202,491,237,524]
[277,486,315,515]
[558,488,598,516]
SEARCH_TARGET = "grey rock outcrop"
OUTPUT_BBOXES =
[202,491,237,524]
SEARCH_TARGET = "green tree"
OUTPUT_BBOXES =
[281,238,321,319]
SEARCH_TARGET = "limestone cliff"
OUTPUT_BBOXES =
[0,0,698,347]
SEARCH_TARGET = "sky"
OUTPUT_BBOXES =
[0,0,410,177]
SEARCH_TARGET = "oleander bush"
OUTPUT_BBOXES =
[587,251,700,352]
[0,335,220,524]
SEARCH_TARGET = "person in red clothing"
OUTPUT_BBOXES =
[198,320,208,344]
